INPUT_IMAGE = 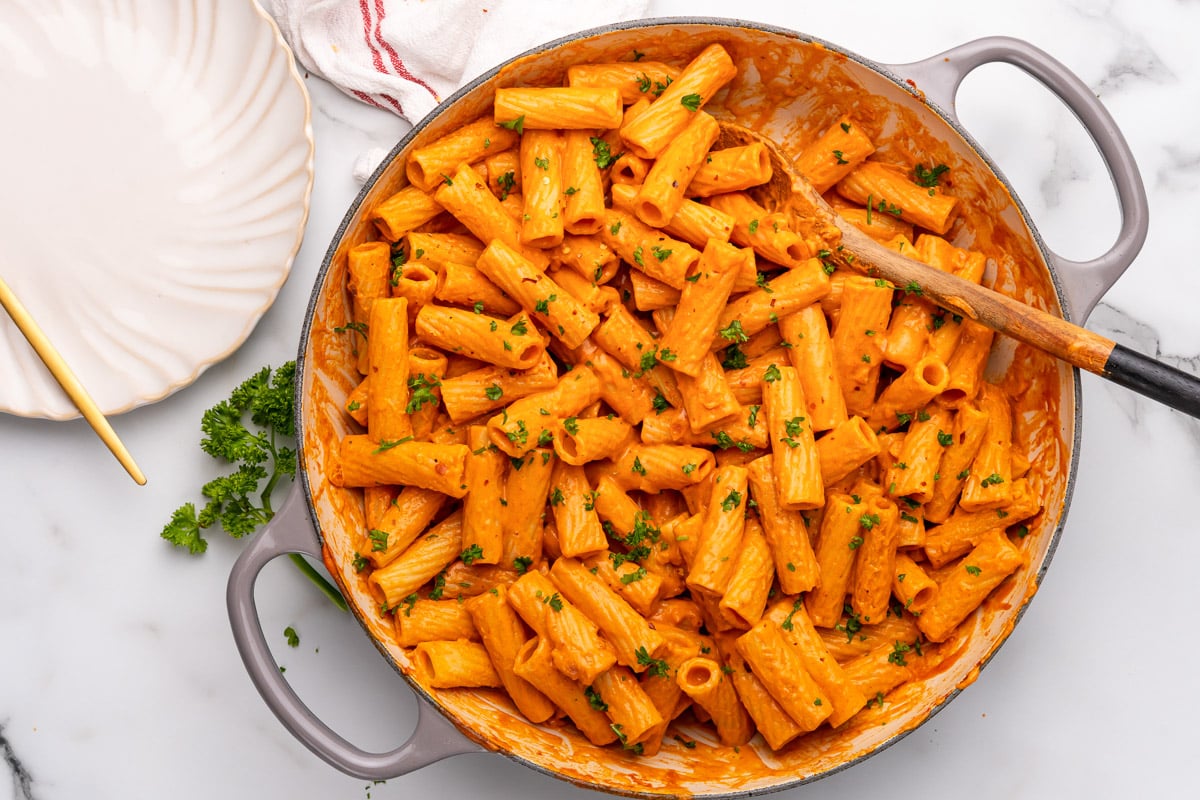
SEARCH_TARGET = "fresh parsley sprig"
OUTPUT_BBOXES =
[160,361,346,610]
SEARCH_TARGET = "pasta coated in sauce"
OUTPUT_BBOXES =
[329,42,1038,756]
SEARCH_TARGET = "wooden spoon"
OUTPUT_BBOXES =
[717,122,1200,419]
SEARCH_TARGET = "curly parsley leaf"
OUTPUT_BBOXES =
[161,362,346,611]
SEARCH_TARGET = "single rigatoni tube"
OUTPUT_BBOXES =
[500,447,555,568]
[687,142,773,197]
[550,234,620,284]
[713,259,831,345]
[566,61,682,103]
[553,415,633,466]
[892,552,938,616]
[917,530,1025,643]
[780,305,847,433]
[805,493,864,627]
[465,588,556,722]
[831,275,893,416]
[512,637,619,746]
[608,443,715,493]
[849,495,900,623]
[406,116,520,192]
[707,191,809,268]
[394,599,478,647]
[369,185,443,241]
[835,161,959,235]
[519,129,565,248]
[745,455,820,594]
[610,182,734,248]
[369,511,464,608]
[686,464,749,597]
[364,486,447,569]
[415,304,545,370]
[599,208,699,289]
[346,242,392,374]
[475,240,600,349]
[550,557,667,672]
[331,436,468,497]
[434,261,522,317]
[633,110,720,228]
[763,600,868,728]
[620,43,737,159]
[366,297,412,441]
[675,657,754,745]
[560,129,606,235]
[434,162,549,270]
[657,240,749,376]
[815,415,882,487]
[886,405,954,503]
[439,353,558,424]
[402,232,484,271]
[793,116,876,194]
[462,426,505,565]
[413,640,501,689]
[549,460,608,559]
[763,366,823,510]
[494,87,623,130]
[735,620,832,732]
[592,665,666,748]
[867,356,951,432]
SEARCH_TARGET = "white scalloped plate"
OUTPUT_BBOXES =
[0,0,313,419]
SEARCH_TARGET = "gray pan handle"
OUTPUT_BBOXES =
[226,484,482,779]
[883,36,1149,323]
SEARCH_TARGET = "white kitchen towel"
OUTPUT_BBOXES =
[262,0,651,124]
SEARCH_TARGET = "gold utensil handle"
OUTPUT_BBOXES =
[0,275,146,485]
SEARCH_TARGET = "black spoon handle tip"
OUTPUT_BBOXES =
[1103,343,1200,419]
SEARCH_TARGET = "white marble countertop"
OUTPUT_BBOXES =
[3,1,1199,798]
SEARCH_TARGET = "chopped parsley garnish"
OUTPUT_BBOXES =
[405,373,440,414]
[680,93,702,111]
[460,544,484,565]
[721,344,748,370]
[718,319,749,342]
[498,115,525,134]
[636,646,670,677]
[496,170,516,200]
[368,529,389,552]
[914,163,950,188]
[591,136,619,169]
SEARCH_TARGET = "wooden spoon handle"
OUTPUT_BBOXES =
[837,222,1200,417]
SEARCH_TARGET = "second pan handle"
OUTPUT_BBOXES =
[884,36,1149,324]
[226,484,483,779]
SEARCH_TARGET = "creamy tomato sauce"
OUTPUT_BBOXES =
[300,24,1070,798]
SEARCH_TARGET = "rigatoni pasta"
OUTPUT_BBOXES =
[330,41,1044,759]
